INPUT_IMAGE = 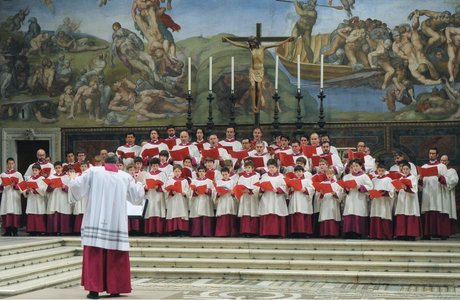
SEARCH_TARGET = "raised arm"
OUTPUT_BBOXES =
[264,36,295,50]
[222,37,249,49]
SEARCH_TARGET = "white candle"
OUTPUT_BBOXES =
[297,54,301,90]
[209,56,213,92]
[231,56,234,92]
[275,55,279,91]
[320,54,324,89]
[188,57,191,92]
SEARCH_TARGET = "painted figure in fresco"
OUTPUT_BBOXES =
[0,65,13,100]
[97,75,112,116]
[72,79,101,121]
[408,9,451,51]
[367,31,394,89]
[85,52,107,77]
[288,0,317,62]
[344,19,370,70]
[134,88,187,121]
[54,31,108,53]
[222,36,294,114]
[58,85,74,116]
[28,57,55,96]
[392,11,441,85]
[108,78,137,112]
[27,33,51,56]
[56,17,81,35]
[444,80,460,119]
[328,0,355,18]
[111,22,159,82]
[321,22,351,62]
[384,62,416,112]
[24,17,41,47]
[446,27,460,83]
[1,8,29,32]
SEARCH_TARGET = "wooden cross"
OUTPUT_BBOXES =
[223,23,292,127]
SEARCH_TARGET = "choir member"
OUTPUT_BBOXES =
[116,132,142,167]
[214,167,238,237]
[24,149,54,180]
[24,164,47,235]
[170,131,200,166]
[287,165,314,237]
[219,127,242,151]
[189,165,215,237]
[143,158,167,236]
[164,165,190,235]
[439,155,458,237]
[237,160,260,236]
[158,150,173,178]
[140,129,169,164]
[0,158,23,236]
[318,167,343,238]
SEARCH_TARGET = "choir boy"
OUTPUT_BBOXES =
[214,167,238,237]
[342,159,373,239]
[439,155,458,237]
[237,160,261,236]
[158,150,173,178]
[143,158,167,236]
[258,159,288,238]
[24,164,47,235]
[369,164,395,240]
[318,167,343,238]
[287,165,314,237]
[46,161,72,235]
[189,165,215,237]
[164,165,190,235]
[0,158,23,236]
[394,162,422,240]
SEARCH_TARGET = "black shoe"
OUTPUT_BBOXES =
[87,291,99,299]
[110,294,121,297]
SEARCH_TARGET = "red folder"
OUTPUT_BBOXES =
[165,181,183,193]
[18,181,39,192]
[44,177,63,188]
[161,139,177,150]
[195,142,205,152]
[249,156,265,169]
[1,177,18,186]
[387,171,402,180]
[201,148,220,160]
[391,179,412,190]
[311,155,333,167]
[284,178,303,191]
[312,182,333,194]
[40,167,51,178]
[337,179,357,189]
[141,147,160,159]
[190,184,208,195]
[368,189,383,199]
[220,145,233,152]
[254,181,274,191]
[232,184,248,200]
[285,172,296,179]
[301,145,317,158]
[312,173,327,183]
[228,150,249,160]
[117,150,136,159]
[213,183,230,196]
[181,168,192,179]
[267,146,276,155]
[348,149,365,162]
[145,179,163,189]
[205,170,215,181]
[278,153,295,167]
[169,147,190,161]
[417,166,438,177]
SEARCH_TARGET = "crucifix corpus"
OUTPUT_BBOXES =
[222,23,294,127]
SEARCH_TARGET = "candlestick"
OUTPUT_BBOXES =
[209,56,213,92]
[275,55,279,91]
[320,54,324,89]
[188,57,191,92]
[231,56,234,92]
[297,54,300,90]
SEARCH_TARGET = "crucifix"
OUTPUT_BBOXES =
[222,23,294,127]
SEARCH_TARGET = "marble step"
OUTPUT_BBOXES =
[62,237,460,253]
[0,256,81,287]
[0,246,78,271]
[0,239,64,256]
[127,247,460,263]
[130,257,460,273]
[131,267,460,286]
[0,269,81,297]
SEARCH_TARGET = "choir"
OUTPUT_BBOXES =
[0,128,458,241]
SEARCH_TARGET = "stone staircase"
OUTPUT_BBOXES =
[1,237,460,296]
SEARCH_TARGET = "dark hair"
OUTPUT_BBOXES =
[351,158,363,166]
[221,166,230,173]
[196,164,206,172]
[6,157,14,163]
[134,157,143,164]
[125,132,136,138]
[167,125,175,130]
[150,157,160,165]
[53,161,62,167]
[159,150,169,157]
[183,156,192,162]
[32,164,41,170]
[65,151,74,156]
[295,157,307,165]
[104,156,118,164]
[267,158,277,167]
[149,129,160,136]
[294,165,304,172]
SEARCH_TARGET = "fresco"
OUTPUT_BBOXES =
[0,0,459,128]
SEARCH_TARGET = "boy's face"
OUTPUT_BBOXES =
[55,165,63,173]
[401,165,410,175]
[268,164,277,174]
[173,168,182,177]
[377,167,386,176]
[350,162,362,173]
[292,143,300,153]
[159,155,167,163]
[183,159,192,168]
[319,161,327,171]
[244,165,254,173]
[151,164,159,171]
[7,160,15,170]
[326,171,334,180]
[135,162,143,170]
[205,161,214,169]
[294,169,303,178]
[150,131,159,140]
[127,168,135,176]
[295,161,305,168]
[221,171,229,180]
[68,169,76,176]
[197,169,206,178]
[116,163,123,170]
[32,168,40,176]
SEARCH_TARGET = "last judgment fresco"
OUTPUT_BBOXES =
[0,0,459,127]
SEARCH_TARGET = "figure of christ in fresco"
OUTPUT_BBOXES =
[446,27,460,83]
[111,22,160,82]
[223,36,294,114]
[288,0,317,62]
[392,11,441,85]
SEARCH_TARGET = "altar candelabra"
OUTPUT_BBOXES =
[229,91,237,128]
[186,91,194,134]
[272,90,281,137]
[206,91,214,133]
[295,88,303,136]
[317,88,326,135]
